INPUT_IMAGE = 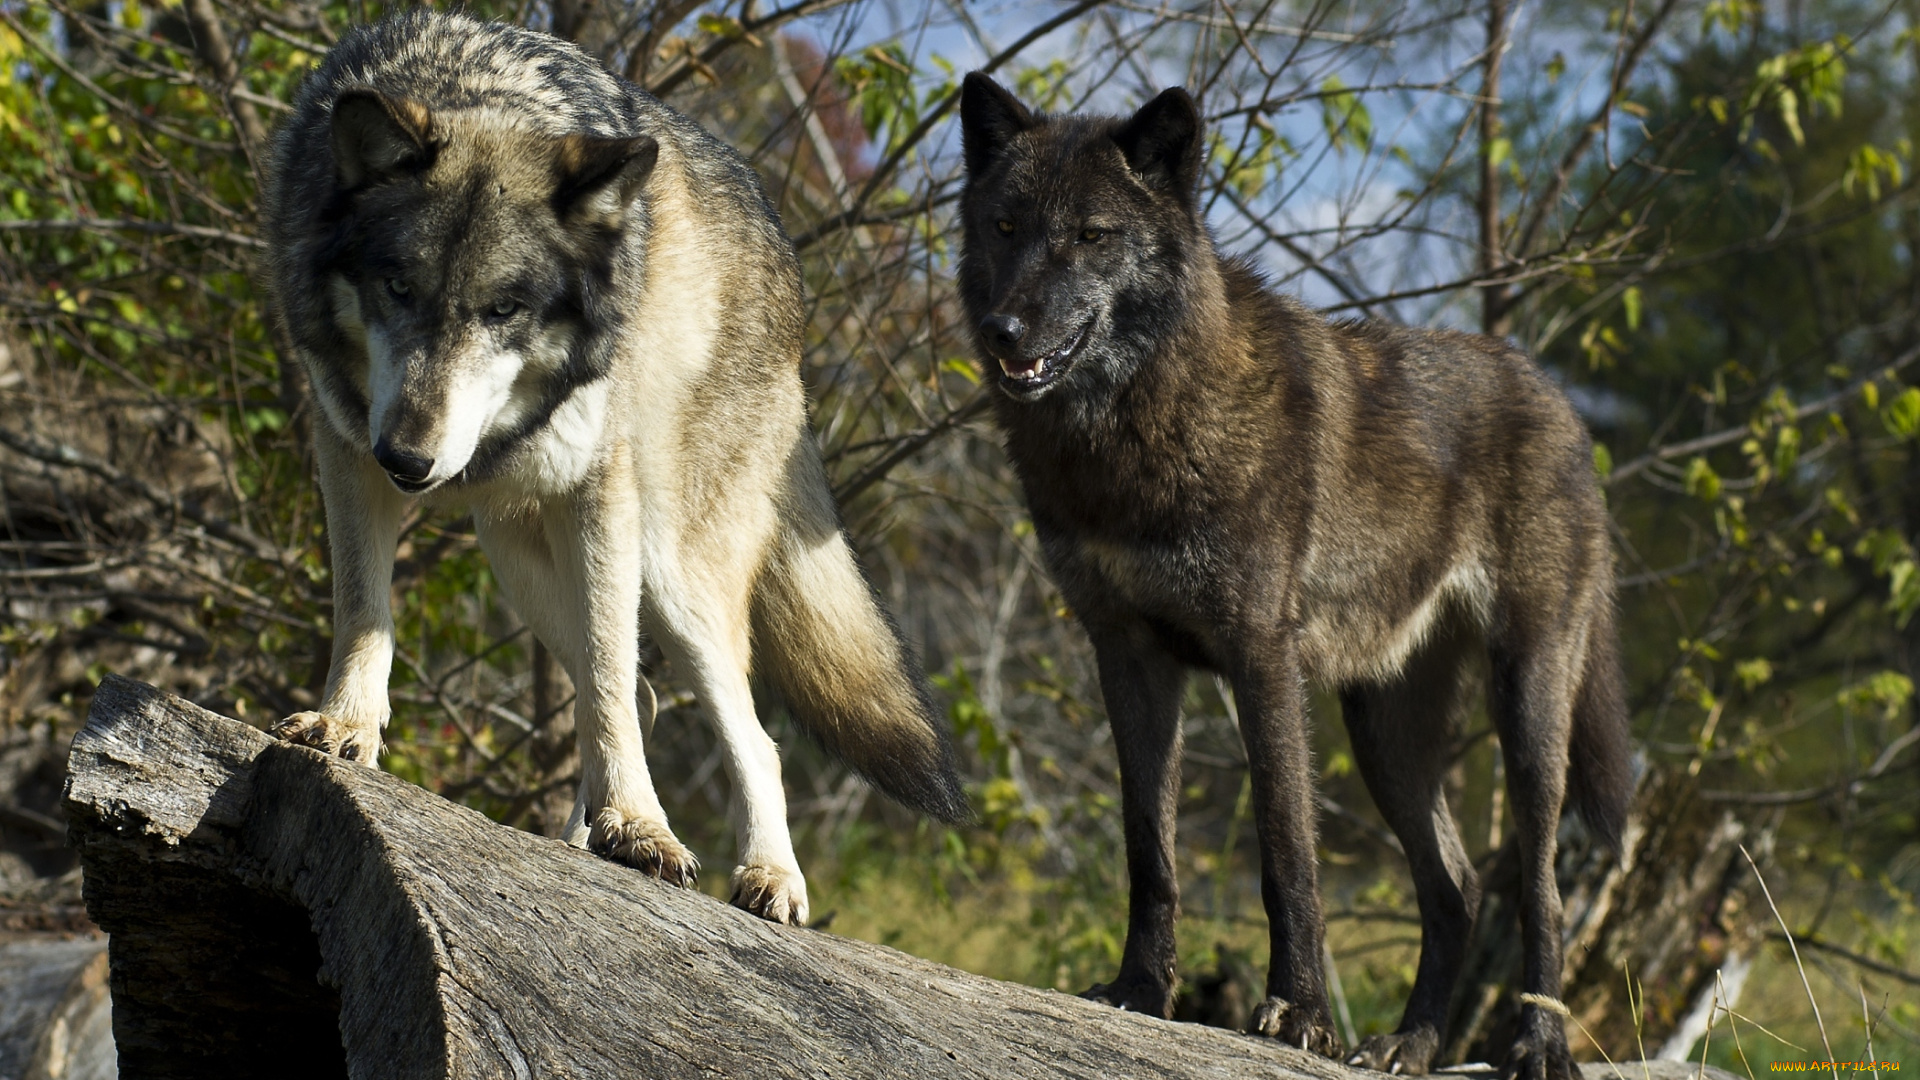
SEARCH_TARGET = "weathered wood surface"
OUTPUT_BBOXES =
[64,675,1388,1080]
[62,676,1748,1080]
[0,935,116,1080]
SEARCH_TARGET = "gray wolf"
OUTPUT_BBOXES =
[957,73,1632,1080]
[258,10,967,925]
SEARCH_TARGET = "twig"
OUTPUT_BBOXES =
[1703,726,1920,805]
[182,0,270,159]
[1765,933,1920,988]
[645,0,861,97]
[1607,343,1920,486]
[1740,844,1836,1067]
[791,0,1110,252]
[0,9,239,152]
[833,390,992,503]
[0,218,264,250]
[1859,982,1878,1080]
[0,425,288,562]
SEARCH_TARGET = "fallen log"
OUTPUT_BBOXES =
[63,675,1377,1079]
[62,676,1744,1080]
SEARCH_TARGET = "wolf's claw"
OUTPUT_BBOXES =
[1503,1023,1577,1080]
[589,809,698,886]
[730,863,809,925]
[1349,1029,1441,1076]
[1250,996,1344,1058]
[271,711,383,766]
[1082,973,1175,1018]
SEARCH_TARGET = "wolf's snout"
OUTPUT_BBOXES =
[979,314,1027,357]
[374,439,435,491]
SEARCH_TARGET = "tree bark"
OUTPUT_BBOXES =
[60,675,1401,1080]
[0,936,115,1080]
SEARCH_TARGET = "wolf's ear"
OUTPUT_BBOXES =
[553,134,659,224]
[1113,87,1203,199]
[330,91,435,190]
[960,73,1034,176]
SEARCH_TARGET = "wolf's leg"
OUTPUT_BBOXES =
[1487,610,1582,1080]
[650,560,807,926]
[475,505,596,850]
[273,422,405,765]
[1340,622,1481,1076]
[1236,629,1343,1057]
[482,468,696,885]
[1080,628,1186,1017]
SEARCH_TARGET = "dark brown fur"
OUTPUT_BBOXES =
[957,74,1632,1080]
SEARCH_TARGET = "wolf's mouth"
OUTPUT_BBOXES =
[388,474,438,496]
[998,319,1093,398]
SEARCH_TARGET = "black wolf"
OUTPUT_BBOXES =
[957,73,1632,1080]
[258,11,967,925]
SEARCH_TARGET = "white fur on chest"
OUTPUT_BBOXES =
[509,379,612,494]
[1299,559,1492,685]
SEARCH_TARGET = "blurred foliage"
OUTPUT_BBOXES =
[0,0,1915,1062]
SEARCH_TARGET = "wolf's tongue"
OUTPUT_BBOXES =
[1001,356,1044,378]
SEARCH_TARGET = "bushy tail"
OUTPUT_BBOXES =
[1567,603,1634,849]
[750,503,970,824]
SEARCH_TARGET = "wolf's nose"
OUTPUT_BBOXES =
[374,441,434,485]
[979,314,1027,353]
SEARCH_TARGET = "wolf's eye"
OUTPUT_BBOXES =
[1079,227,1105,243]
[489,299,521,319]
[996,219,1014,235]
[386,277,410,298]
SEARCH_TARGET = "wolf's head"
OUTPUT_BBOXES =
[311,90,656,494]
[958,74,1208,405]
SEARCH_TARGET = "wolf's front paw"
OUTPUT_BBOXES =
[270,711,382,765]
[1504,1020,1576,1080]
[590,808,698,887]
[1348,1027,1440,1075]
[1082,973,1175,1018]
[1250,996,1344,1058]
[730,864,809,925]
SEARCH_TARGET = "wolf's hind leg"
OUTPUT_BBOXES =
[1340,616,1481,1076]
[1488,610,1584,1080]
[475,486,696,887]
[274,423,407,765]
[650,564,808,925]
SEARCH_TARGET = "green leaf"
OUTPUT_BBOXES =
[1882,386,1920,439]
[1319,75,1372,153]
[1685,457,1722,502]
[1621,286,1642,331]
[695,13,747,40]
[1592,442,1613,480]
[1734,658,1773,690]
[1840,670,1915,714]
